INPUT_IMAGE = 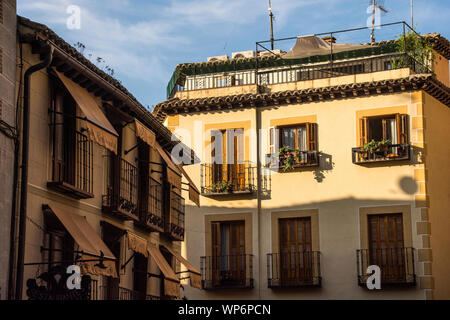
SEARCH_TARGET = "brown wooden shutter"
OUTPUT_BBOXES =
[211,222,221,258]
[382,119,387,141]
[359,117,369,146]
[398,114,408,144]
[306,123,318,151]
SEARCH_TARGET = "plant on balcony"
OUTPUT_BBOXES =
[219,271,234,282]
[211,180,234,193]
[393,30,433,70]
[278,147,310,171]
[362,139,391,153]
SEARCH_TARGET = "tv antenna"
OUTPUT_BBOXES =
[268,0,275,50]
[370,0,389,44]
[410,0,414,28]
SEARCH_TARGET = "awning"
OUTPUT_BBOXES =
[162,245,202,290]
[282,35,372,59]
[127,232,148,257]
[43,205,118,278]
[147,244,180,298]
[154,141,182,187]
[54,70,118,154]
[135,119,156,148]
[179,165,200,207]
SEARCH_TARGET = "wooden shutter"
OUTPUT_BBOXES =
[397,114,408,144]
[359,117,369,146]
[306,123,318,151]
[382,119,387,141]
[269,127,276,154]
[211,222,221,285]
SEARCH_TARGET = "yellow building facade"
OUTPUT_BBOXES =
[154,31,450,299]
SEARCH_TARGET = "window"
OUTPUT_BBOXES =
[272,123,317,152]
[48,81,93,198]
[43,216,75,272]
[279,218,313,285]
[210,129,247,191]
[133,253,148,300]
[211,221,246,287]
[268,123,319,168]
[368,214,407,283]
[360,114,408,146]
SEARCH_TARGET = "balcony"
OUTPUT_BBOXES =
[137,177,164,232]
[267,251,321,288]
[356,248,416,286]
[96,285,159,300]
[48,130,94,199]
[201,162,256,195]
[266,150,319,171]
[165,190,185,241]
[352,144,411,164]
[102,156,139,221]
[200,254,254,290]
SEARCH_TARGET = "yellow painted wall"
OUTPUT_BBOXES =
[177,89,427,299]
[433,52,450,87]
[422,92,450,299]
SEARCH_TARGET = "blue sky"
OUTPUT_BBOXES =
[18,0,450,108]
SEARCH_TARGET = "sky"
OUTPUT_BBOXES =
[17,0,450,109]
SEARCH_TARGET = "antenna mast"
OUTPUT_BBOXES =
[411,0,414,28]
[268,0,274,50]
[371,0,376,43]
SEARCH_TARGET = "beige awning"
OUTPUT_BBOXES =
[179,165,200,207]
[162,245,202,290]
[127,232,148,257]
[147,244,180,298]
[154,141,182,187]
[283,35,372,60]
[43,205,118,278]
[54,70,118,154]
[135,119,156,148]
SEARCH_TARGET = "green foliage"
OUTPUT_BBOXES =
[362,139,391,153]
[393,31,433,70]
[211,180,234,193]
[278,147,309,172]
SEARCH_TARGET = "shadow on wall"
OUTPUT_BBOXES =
[184,194,422,300]
[314,152,334,183]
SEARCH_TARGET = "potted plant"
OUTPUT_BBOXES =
[278,146,295,171]
[362,139,391,158]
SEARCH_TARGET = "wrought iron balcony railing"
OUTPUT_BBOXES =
[165,190,185,241]
[201,162,256,195]
[356,247,416,286]
[352,144,411,164]
[267,251,321,288]
[48,130,94,199]
[200,254,254,290]
[102,155,139,220]
[139,177,164,232]
[266,150,319,170]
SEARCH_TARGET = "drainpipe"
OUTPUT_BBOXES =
[15,44,53,300]
[255,105,262,300]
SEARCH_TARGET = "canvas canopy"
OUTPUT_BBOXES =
[54,70,118,154]
[283,35,372,60]
[147,244,180,298]
[43,205,118,278]
[161,245,202,290]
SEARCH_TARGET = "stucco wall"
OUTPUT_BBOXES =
[180,89,428,299]
[17,42,182,299]
[0,0,17,300]
[423,92,450,299]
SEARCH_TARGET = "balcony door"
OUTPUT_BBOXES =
[279,217,313,286]
[368,214,406,283]
[211,221,245,287]
[211,129,244,191]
